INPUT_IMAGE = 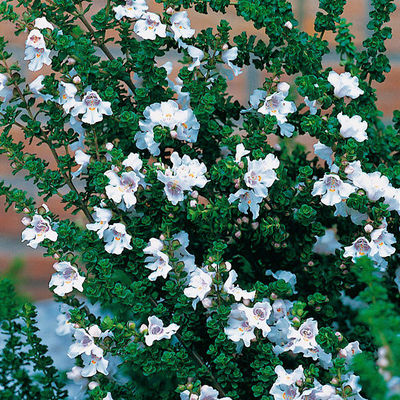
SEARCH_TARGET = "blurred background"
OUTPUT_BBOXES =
[1,0,400,300]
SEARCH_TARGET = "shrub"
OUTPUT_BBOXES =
[0,0,399,399]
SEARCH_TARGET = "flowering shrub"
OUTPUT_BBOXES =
[0,0,400,399]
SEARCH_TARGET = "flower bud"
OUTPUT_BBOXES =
[139,324,148,334]
[344,165,354,174]
[166,7,174,15]
[88,381,99,390]
[202,297,212,308]
[284,21,293,29]
[234,231,241,239]
[67,57,76,65]
[37,206,47,215]
[243,299,251,306]
[238,161,244,168]
[364,224,373,233]
[242,216,249,224]
[21,216,32,226]
[190,200,197,207]
[330,378,339,385]
[53,253,60,260]
[222,43,229,51]
[105,142,114,151]
[191,190,199,198]
[159,234,166,241]
[251,222,259,230]
[273,144,282,151]
[23,207,30,214]
[170,130,178,138]
[270,292,278,300]
[186,383,193,390]
[72,76,81,84]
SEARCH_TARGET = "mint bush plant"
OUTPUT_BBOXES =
[0,0,399,399]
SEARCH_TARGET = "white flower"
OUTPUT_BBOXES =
[313,229,342,255]
[313,141,333,167]
[103,223,132,254]
[29,75,53,101]
[0,74,12,102]
[328,71,364,99]
[157,152,208,204]
[68,325,102,358]
[49,261,85,296]
[56,307,75,336]
[21,214,58,249]
[224,304,255,347]
[176,108,200,143]
[144,316,179,346]
[81,347,109,377]
[370,228,396,258]
[258,89,296,124]
[228,189,263,220]
[339,341,362,363]
[57,82,78,113]
[26,29,46,48]
[187,45,204,71]
[105,170,140,208]
[272,365,304,387]
[304,96,318,115]
[114,0,148,20]
[221,47,242,77]
[344,237,376,261]
[198,385,232,400]
[311,173,355,206]
[277,121,295,138]
[24,46,51,72]
[235,144,250,163]
[352,171,390,202]
[144,238,172,281]
[242,301,272,336]
[134,12,166,40]
[223,270,255,301]
[86,207,113,238]
[123,152,143,171]
[271,299,293,321]
[337,112,368,142]
[135,129,160,156]
[157,170,186,205]
[142,100,185,130]
[244,154,280,197]
[72,150,91,179]
[184,268,213,309]
[34,17,54,30]
[170,11,195,40]
[71,91,112,125]
[103,393,114,400]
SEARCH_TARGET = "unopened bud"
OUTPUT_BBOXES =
[105,142,114,151]
[234,231,241,239]
[364,224,373,233]
[222,43,229,51]
[23,207,30,214]
[238,161,244,168]
[273,144,282,151]
[166,7,174,15]
[67,57,76,65]
[21,216,32,226]
[243,299,251,306]
[88,381,99,390]
[170,130,178,138]
[190,200,197,207]
[72,76,81,84]
[251,222,259,230]
[191,190,199,198]
[344,165,354,175]
[270,292,278,300]
[139,324,148,334]
[242,216,249,224]
[159,234,166,241]
[284,21,293,29]
[202,297,212,308]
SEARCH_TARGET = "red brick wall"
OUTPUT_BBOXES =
[1,0,399,300]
